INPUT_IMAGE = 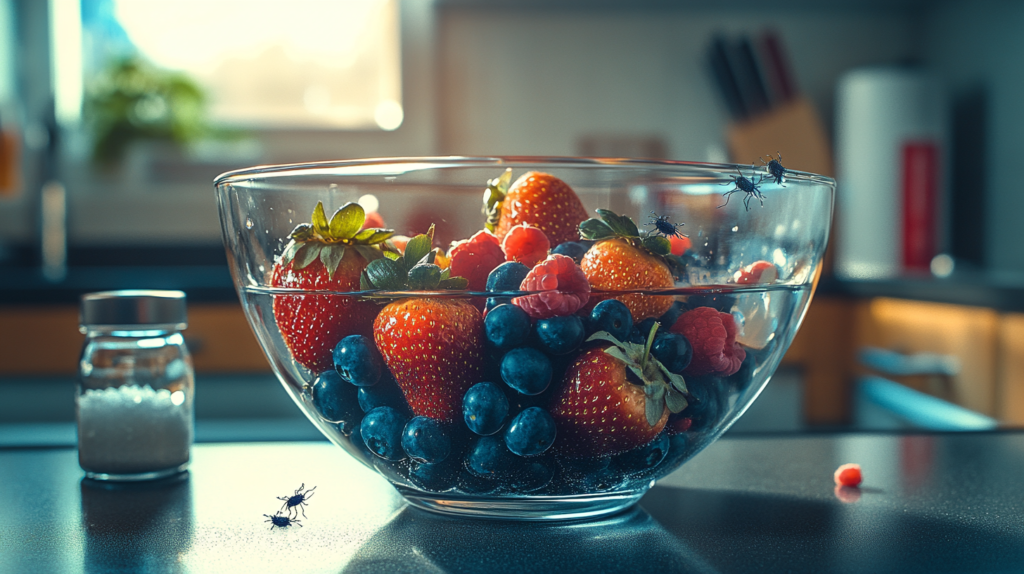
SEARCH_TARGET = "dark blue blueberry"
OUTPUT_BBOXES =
[534,315,585,356]
[310,370,363,436]
[486,261,531,292]
[581,467,627,493]
[409,459,458,492]
[457,470,499,494]
[465,435,513,479]
[651,332,693,374]
[360,406,409,461]
[504,407,556,457]
[500,348,553,395]
[614,433,670,473]
[658,301,686,330]
[401,416,451,463]
[550,241,590,263]
[357,373,409,414]
[463,382,510,436]
[333,335,383,387]
[590,299,633,341]
[685,377,723,431]
[484,304,532,351]
[509,457,555,492]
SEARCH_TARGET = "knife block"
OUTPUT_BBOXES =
[726,97,833,177]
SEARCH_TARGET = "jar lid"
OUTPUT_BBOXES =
[80,290,188,330]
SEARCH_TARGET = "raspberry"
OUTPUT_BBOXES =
[502,224,550,268]
[834,463,863,487]
[512,254,591,319]
[669,234,691,256]
[671,306,746,376]
[448,231,505,291]
[733,260,778,285]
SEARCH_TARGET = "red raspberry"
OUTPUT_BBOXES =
[502,224,551,268]
[834,463,863,487]
[512,254,591,319]
[669,234,691,256]
[733,260,778,284]
[361,211,385,230]
[671,306,746,377]
[448,231,505,291]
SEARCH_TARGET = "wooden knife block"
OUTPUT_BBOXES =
[726,97,833,177]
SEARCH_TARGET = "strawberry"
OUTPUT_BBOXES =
[361,226,482,422]
[732,260,778,284]
[271,202,395,372]
[578,209,686,321]
[549,325,689,458]
[483,169,589,246]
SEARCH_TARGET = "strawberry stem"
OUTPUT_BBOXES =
[640,321,660,372]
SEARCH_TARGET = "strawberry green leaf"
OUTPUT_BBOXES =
[290,223,314,241]
[403,233,433,270]
[355,228,396,245]
[642,235,672,256]
[293,243,323,270]
[320,244,346,279]
[329,203,365,239]
[483,168,513,233]
[604,346,638,368]
[440,267,451,281]
[408,263,442,290]
[597,209,640,238]
[353,245,383,263]
[364,257,406,290]
[666,388,688,413]
[360,270,372,290]
[439,276,469,290]
[311,202,330,236]
[382,250,401,262]
[645,387,665,427]
[280,240,303,268]
[579,219,616,241]
[663,254,687,279]
[587,331,629,348]
[661,366,688,394]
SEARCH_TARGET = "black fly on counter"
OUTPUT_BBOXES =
[264,512,302,530]
[760,152,786,186]
[719,169,765,211]
[278,483,316,518]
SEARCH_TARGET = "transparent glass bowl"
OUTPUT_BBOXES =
[215,157,834,521]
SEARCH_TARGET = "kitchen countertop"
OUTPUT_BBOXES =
[2,431,1023,573]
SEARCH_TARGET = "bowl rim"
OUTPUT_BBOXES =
[213,155,836,188]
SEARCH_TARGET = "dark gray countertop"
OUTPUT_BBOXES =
[2,431,1023,573]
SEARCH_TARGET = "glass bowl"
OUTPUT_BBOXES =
[214,156,834,521]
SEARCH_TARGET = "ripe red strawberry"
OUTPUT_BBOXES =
[483,169,589,246]
[374,298,483,422]
[578,210,685,321]
[362,225,481,422]
[271,201,395,372]
[549,328,688,458]
[671,306,746,377]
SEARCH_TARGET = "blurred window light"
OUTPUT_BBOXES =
[82,0,402,130]
[51,0,84,125]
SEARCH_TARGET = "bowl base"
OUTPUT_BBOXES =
[395,485,650,521]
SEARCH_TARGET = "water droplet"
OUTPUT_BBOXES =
[731,226,738,232]
[245,217,254,229]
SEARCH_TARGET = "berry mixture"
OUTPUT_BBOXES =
[268,171,787,497]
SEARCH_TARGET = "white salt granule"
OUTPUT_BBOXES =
[78,384,193,475]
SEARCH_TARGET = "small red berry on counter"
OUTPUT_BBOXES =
[502,224,550,268]
[834,463,863,488]
[513,254,591,319]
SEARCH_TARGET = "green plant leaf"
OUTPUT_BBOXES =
[311,202,330,236]
[293,243,322,270]
[353,245,383,263]
[665,388,688,413]
[604,345,638,367]
[587,331,628,348]
[440,267,451,281]
[662,367,688,394]
[597,209,640,238]
[383,250,401,262]
[642,235,672,256]
[364,257,406,290]
[359,270,372,290]
[280,240,302,268]
[579,219,616,241]
[289,223,314,241]
[355,228,396,244]
[329,203,365,239]
[403,233,433,270]
[319,244,346,279]
[645,390,664,427]
[439,277,469,290]
[408,263,442,290]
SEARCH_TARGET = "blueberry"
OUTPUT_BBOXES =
[310,370,362,436]
[685,377,723,431]
[486,262,531,292]
[457,470,499,494]
[401,416,451,463]
[658,301,685,330]
[409,459,458,492]
[509,457,555,492]
[357,373,409,413]
[550,241,589,263]
[463,382,510,436]
[651,332,693,374]
[333,335,383,387]
[534,315,585,356]
[615,433,670,473]
[500,348,553,395]
[504,407,557,457]
[360,406,409,461]
[590,299,633,341]
[581,467,627,493]
[484,304,532,351]
[465,435,513,479]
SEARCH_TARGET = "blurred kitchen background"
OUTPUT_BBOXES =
[2,0,1023,445]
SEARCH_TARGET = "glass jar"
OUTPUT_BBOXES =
[76,290,195,481]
